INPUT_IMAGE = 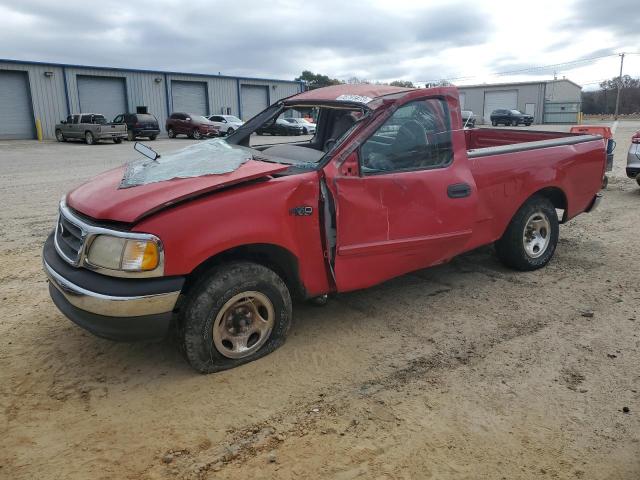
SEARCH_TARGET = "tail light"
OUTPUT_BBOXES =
[632,132,640,144]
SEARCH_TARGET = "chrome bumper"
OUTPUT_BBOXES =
[44,259,180,318]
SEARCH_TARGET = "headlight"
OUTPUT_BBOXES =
[87,235,160,272]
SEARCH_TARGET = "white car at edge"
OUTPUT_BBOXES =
[206,115,245,136]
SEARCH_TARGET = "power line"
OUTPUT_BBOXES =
[419,53,619,84]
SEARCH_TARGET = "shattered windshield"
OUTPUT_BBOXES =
[120,139,254,188]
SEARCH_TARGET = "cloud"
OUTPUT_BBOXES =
[562,0,640,37]
[0,0,637,86]
[0,0,491,80]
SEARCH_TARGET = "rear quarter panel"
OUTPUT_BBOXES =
[132,172,332,297]
[467,139,605,249]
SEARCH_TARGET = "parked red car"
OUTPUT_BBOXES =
[44,84,606,373]
[166,112,219,139]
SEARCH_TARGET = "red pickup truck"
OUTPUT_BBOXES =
[44,84,606,373]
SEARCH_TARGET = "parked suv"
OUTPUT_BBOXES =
[206,115,244,136]
[166,113,220,139]
[490,109,533,126]
[113,113,160,141]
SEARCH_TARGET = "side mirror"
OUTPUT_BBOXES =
[134,142,160,161]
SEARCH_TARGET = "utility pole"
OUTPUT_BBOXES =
[614,53,625,119]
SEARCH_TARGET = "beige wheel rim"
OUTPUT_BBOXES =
[212,291,275,359]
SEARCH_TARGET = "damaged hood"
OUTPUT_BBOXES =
[66,142,286,223]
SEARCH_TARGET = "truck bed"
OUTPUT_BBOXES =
[465,127,581,152]
[462,127,606,254]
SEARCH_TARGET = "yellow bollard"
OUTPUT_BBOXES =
[35,118,43,141]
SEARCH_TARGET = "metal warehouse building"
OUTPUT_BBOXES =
[457,79,582,125]
[0,59,304,140]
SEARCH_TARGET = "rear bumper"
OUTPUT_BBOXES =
[133,128,160,137]
[96,131,127,139]
[43,233,184,341]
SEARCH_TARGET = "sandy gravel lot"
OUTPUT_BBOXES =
[1,125,639,479]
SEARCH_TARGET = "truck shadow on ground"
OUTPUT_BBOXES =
[38,245,513,383]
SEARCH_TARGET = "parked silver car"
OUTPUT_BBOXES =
[282,117,316,135]
[627,129,640,186]
[55,113,127,145]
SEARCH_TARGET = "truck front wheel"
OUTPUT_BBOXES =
[495,196,559,271]
[179,262,292,373]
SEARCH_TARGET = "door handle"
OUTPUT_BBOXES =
[447,183,471,199]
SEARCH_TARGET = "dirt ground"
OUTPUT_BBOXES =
[1,124,639,479]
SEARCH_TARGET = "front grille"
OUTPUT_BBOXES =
[55,212,84,264]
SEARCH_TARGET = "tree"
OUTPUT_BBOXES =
[295,70,342,90]
[582,74,640,114]
[389,80,415,88]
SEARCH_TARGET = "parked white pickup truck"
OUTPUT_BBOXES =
[55,113,128,145]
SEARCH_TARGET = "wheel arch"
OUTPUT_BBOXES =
[180,243,306,301]
[529,186,568,223]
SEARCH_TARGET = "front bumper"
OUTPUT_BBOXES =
[43,233,184,341]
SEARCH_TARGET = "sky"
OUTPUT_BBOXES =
[1,0,639,90]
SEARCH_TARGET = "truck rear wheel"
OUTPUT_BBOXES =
[495,196,559,271]
[179,262,292,373]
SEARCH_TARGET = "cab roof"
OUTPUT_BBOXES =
[285,84,415,106]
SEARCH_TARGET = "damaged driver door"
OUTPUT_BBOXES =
[327,96,477,292]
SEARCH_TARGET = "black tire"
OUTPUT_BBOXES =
[511,120,518,126]
[226,127,234,136]
[85,131,95,145]
[149,135,157,141]
[113,137,122,144]
[179,262,292,374]
[303,127,308,135]
[127,130,135,141]
[602,175,609,189]
[524,123,531,126]
[55,129,65,142]
[492,121,497,126]
[636,176,640,187]
[192,129,201,140]
[168,128,176,138]
[495,195,559,271]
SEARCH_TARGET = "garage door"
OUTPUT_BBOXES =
[241,85,268,121]
[77,76,127,122]
[483,90,517,124]
[0,70,35,139]
[171,81,208,116]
